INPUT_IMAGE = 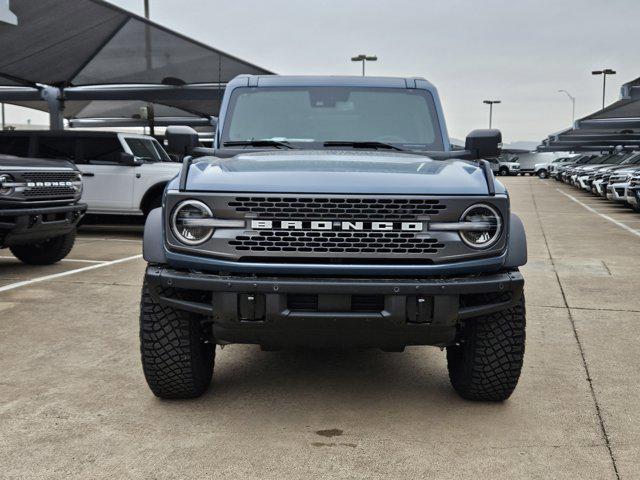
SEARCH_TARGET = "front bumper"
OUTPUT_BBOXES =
[145,265,524,348]
[0,203,86,247]
[607,183,629,202]
[577,176,591,190]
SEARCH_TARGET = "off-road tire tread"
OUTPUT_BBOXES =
[447,294,525,401]
[10,231,76,265]
[140,284,214,399]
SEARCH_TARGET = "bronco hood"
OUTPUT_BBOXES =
[184,151,495,195]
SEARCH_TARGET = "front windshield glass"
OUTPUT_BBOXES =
[221,86,444,150]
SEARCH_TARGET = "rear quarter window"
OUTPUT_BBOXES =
[36,137,78,161]
[0,136,30,156]
[78,137,122,163]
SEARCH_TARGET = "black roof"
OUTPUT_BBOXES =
[0,129,128,138]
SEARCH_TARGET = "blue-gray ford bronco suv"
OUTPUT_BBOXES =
[141,75,527,401]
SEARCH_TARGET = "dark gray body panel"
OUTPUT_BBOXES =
[0,154,77,171]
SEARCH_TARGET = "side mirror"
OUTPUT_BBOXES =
[166,126,200,156]
[465,129,502,159]
[120,152,144,166]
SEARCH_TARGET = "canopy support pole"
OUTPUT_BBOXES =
[41,86,64,130]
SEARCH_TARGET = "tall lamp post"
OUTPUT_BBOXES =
[558,89,576,124]
[592,69,616,110]
[483,100,501,128]
[351,54,377,76]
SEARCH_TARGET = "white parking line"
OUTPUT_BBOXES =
[0,254,143,294]
[77,236,141,244]
[557,189,640,238]
[0,256,106,264]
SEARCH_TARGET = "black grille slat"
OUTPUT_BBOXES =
[23,186,76,197]
[228,196,445,220]
[21,172,78,183]
[230,231,444,255]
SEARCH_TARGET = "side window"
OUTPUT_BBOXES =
[79,137,122,164]
[37,137,77,161]
[0,136,30,156]
[125,138,161,161]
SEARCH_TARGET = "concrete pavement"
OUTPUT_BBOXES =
[0,177,638,479]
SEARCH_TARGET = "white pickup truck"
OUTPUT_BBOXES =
[0,131,182,216]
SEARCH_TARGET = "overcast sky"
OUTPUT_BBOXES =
[6,0,638,143]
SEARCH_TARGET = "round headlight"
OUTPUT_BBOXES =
[0,174,14,196]
[73,172,83,194]
[459,204,502,249]
[171,200,214,245]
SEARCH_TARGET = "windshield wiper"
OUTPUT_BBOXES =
[223,140,294,149]
[323,141,406,151]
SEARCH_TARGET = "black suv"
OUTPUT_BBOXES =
[0,154,86,264]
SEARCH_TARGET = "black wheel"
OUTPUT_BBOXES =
[447,293,525,401]
[9,231,76,265]
[140,281,214,399]
[498,167,509,176]
[632,204,640,213]
[538,169,548,179]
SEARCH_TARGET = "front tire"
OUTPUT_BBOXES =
[140,281,214,399]
[447,294,525,401]
[538,169,548,179]
[9,231,76,265]
[498,167,509,176]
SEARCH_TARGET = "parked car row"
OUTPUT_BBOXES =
[0,131,180,217]
[549,151,640,212]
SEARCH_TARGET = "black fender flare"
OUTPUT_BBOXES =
[143,207,167,263]
[504,213,527,268]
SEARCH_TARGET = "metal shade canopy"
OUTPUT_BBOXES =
[575,77,640,130]
[0,0,272,128]
[0,0,271,87]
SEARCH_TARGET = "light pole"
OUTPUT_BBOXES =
[592,69,616,110]
[558,89,576,124]
[483,100,501,128]
[351,54,377,76]
[144,0,149,18]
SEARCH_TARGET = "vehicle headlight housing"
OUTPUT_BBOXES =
[459,204,502,249]
[171,200,214,245]
[0,174,14,196]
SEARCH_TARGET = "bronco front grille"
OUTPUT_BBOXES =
[229,231,445,255]
[227,196,446,220]
[20,171,79,198]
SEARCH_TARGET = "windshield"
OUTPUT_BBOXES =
[126,138,171,162]
[221,86,444,150]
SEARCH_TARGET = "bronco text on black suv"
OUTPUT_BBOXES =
[0,154,85,264]
[140,76,528,401]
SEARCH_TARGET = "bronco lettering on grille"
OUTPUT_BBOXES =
[250,220,423,231]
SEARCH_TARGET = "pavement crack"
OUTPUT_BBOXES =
[531,304,640,314]
[531,184,621,480]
